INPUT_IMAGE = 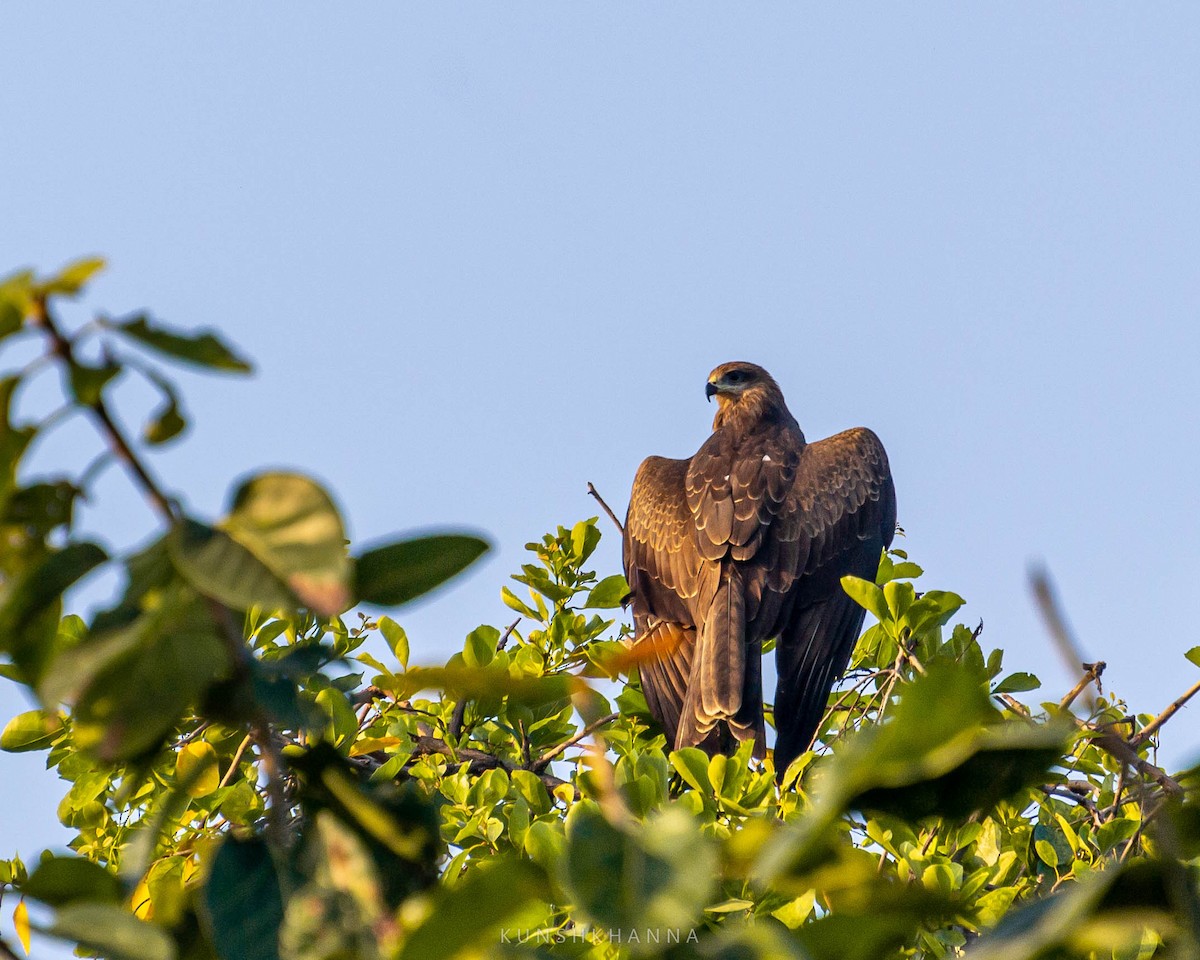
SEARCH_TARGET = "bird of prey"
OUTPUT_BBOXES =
[623,362,896,780]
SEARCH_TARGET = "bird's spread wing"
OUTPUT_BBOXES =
[773,427,897,778]
[623,456,711,747]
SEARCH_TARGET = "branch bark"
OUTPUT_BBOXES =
[586,482,624,535]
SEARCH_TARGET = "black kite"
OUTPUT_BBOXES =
[623,362,896,781]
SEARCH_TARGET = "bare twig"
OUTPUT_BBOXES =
[33,298,178,520]
[447,699,468,742]
[1059,661,1106,711]
[533,712,619,771]
[586,482,624,535]
[218,734,253,789]
[1131,677,1200,748]
[496,617,521,652]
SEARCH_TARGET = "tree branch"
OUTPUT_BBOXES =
[1059,661,1105,711]
[1131,677,1200,748]
[586,482,624,535]
[33,297,177,521]
[409,735,575,797]
[532,712,619,772]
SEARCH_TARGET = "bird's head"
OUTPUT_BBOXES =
[705,362,789,430]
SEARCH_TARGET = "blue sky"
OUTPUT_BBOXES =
[3,5,1199,950]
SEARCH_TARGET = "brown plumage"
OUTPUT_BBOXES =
[623,362,896,781]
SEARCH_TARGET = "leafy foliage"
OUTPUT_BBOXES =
[0,259,1197,959]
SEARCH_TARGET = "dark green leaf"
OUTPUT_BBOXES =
[354,533,489,607]
[112,314,252,373]
[68,360,121,406]
[203,837,283,960]
[143,373,187,446]
[169,519,298,614]
[0,542,106,677]
[22,855,123,906]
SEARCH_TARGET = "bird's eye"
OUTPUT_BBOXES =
[725,370,747,384]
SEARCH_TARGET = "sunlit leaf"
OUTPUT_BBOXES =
[0,709,63,752]
[41,257,106,296]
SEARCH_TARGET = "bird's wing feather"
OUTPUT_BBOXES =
[624,456,711,743]
[773,427,897,779]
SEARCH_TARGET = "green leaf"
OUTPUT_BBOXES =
[41,257,106,296]
[1185,646,1200,669]
[169,519,298,614]
[463,624,498,667]
[142,373,187,446]
[111,314,252,373]
[21,855,123,906]
[0,542,107,679]
[68,360,121,406]
[354,533,490,607]
[399,858,546,960]
[0,709,63,752]
[670,748,714,794]
[42,901,175,960]
[841,576,890,623]
[562,803,717,946]
[203,837,284,960]
[378,616,409,668]
[171,473,352,616]
[225,473,352,616]
[993,672,1041,694]
[585,574,629,609]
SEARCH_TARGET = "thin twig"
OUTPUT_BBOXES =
[1131,677,1200,748]
[533,712,619,771]
[1059,661,1105,711]
[33,298,177,520]
[496,617,521,652]
[218,734,253,789]
[586,482,624,535]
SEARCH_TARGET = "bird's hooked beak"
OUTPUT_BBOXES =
[705,381,718,402]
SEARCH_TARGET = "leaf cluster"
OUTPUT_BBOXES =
[0,260,1197,960]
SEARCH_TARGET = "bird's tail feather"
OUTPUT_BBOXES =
[678,569,762,754]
